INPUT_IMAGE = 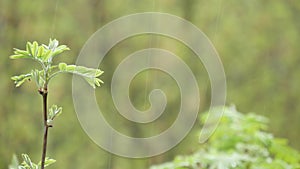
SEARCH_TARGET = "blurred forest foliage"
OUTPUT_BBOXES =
[0,0,300,168]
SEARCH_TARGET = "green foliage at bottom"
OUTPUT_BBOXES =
[9,154,55,169]
[150,106,300,169]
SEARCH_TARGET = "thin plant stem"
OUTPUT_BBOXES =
[40,87,49,169]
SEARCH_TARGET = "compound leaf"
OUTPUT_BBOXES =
[10,39,70,64]
[11,73,31,87]
[10,48,32,59]
[47,39,70,59]
[48,105,62,120]
[21,154,38,169]
[57,63,104,88]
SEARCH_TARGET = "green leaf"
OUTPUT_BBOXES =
[9,42,38,61]
[47,39,70,59]
[51,45,70,57]
[26,42,33,57]
[270,138,300,164]
[94,78,104,87]
[31,69,45,89]
[10,48,31,59]
[65,64,76,71]
[48,105,62,120]
[43,49,52,61]
[69,65,103,88]
[32,41,38,57]
[21,154,32,168]
[41,157,56,167]
[11,73,32,87]
[48,39,59,51]
[37,46,44,58]
[83,77,97,88]
[58,62,67,71]
[8,154,19,169]
[38,157,56,168]
[55,63,103,88]
[21,154,38,169]
[10,54,27,59]
[13,48,29,55]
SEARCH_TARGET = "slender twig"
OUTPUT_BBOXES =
[40,87,49,169]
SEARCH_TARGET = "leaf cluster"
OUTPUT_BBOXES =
[10,39,104,89]
[150,106,300,169]
[9,154,55,169]
[47,105,62,126]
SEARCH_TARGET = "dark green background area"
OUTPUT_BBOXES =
[1,0,299,168]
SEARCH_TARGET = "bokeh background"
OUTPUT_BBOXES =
[1,0,300,168]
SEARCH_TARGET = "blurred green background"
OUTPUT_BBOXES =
[1,0,300,168]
